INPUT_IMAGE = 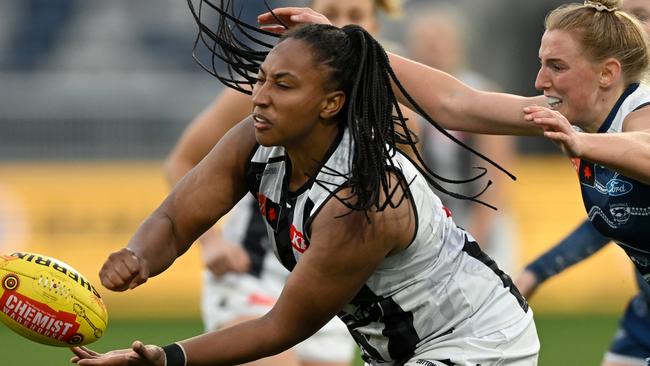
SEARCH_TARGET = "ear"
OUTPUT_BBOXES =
[599,57,622,87]
[320,90,346,120]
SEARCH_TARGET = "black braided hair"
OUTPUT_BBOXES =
[188,0,515,212]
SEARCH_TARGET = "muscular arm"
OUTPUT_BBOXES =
[162,89,255,275]
[257,8,546,136]
[125,119,255,279]
[179,181,415,365]
[386,53,545,136]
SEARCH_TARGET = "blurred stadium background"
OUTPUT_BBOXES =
[0,0,636,364]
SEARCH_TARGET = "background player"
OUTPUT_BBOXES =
[404,4,518,274]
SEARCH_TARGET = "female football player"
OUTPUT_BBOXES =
[71,3,539,365]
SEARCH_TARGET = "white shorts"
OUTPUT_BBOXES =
[394,309,539,366]
[201,270,355,363]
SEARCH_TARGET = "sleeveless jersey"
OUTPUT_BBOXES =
[245,127,531,365]
[573,83,650,280]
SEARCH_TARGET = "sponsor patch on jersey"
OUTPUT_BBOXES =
[289,225,309,253]
[606,179,633,196]
[257,194,281,231]
[579,160,595,187]
[610,204,631,225]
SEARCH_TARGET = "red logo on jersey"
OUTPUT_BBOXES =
[570,158,595,186]
[442,206,453,217]
[579,160,595,186]
[290,225,309,253]
[258,194,267,216]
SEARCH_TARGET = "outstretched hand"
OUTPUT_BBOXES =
[524,105,584,157]
[99,247,150,292]
[257,7,332,33]
[70,341,165,366]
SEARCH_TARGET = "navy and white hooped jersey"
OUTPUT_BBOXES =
[573,83,650,262]
[245,127,531,365]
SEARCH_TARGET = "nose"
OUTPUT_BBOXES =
[534,67,550,91]
[251,80,270,108]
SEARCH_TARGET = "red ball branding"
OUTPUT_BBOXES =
[0,252,107,347]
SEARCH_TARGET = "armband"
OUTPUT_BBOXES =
[162,343,187,366]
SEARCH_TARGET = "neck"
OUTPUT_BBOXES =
[580,83,628,133]
[285,124,341,191]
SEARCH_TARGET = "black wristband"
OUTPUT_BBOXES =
[162,343,187,366]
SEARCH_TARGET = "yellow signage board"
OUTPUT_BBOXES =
[0,158,636,316]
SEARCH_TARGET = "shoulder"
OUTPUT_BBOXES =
[202,116,257,174]
[310,171,416,255]
[622,84,650,132]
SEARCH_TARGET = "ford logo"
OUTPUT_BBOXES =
[607,179,633,196]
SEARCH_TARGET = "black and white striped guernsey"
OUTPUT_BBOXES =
[245,127,531,365]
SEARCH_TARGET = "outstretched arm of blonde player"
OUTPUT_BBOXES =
[525,105,650,184]
[258,7,547,136]
[99,119,256,292]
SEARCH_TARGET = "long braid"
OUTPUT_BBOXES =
[188,0,515,212]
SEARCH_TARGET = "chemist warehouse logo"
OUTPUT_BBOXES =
[0,291,81,343]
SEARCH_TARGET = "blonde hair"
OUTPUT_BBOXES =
[545,0,650,84]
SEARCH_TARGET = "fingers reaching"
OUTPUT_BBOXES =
[258,7,332,31]
[523,105,583,157]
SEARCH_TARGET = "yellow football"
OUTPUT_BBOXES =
[0,252,108,347]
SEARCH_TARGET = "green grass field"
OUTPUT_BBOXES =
[0,313,619,366]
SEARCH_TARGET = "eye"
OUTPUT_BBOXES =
[276,82,290,89]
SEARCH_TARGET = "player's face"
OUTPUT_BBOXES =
[535,29,602,128]
[251,39,338,148]
[621,0,650,36]
[311,0,378,35]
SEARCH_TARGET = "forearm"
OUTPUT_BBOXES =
[387,52,544,136]
[578,131,650,184]
[526,220,610,282]
[126,209,190,277]
[180,312,310,365]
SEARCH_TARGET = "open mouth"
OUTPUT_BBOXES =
[253,114,267,122]
[546,96,562,109]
